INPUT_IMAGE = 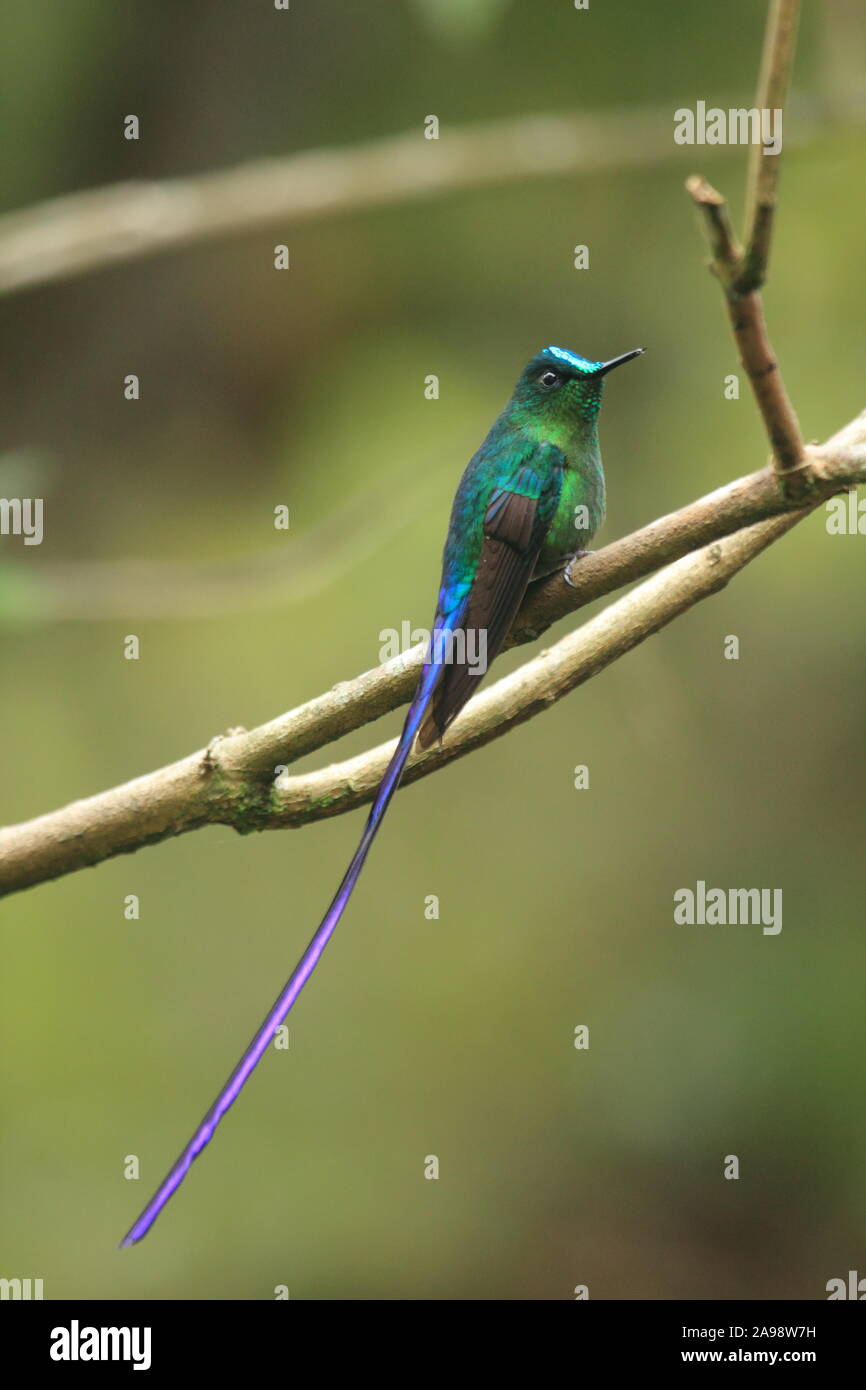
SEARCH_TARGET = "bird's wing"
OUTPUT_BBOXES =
[417,452,563,749]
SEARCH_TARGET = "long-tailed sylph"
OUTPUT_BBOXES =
[121,342,643,1245]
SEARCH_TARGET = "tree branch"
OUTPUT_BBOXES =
[514,415,865,642]
[1,413,863,900]
[267,511,810,828]
[686,0,806,494]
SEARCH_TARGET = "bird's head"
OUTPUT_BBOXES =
[513,344,644,425]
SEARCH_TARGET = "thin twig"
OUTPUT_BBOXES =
[687,0,807,495]
[743,0,801,281]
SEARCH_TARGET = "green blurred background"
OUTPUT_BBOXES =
[1,0,864,1300]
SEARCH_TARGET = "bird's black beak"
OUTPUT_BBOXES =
[594,348,645,377]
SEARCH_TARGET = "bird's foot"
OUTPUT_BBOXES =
[563,549,593,589]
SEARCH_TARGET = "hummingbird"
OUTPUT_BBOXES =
[121,343,644,1246]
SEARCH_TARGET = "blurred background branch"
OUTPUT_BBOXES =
[0,93,850,298]
[0,464,436,621]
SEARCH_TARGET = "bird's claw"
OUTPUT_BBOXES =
[563,549,593,588]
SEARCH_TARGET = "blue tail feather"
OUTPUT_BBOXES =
[120,658,442,1246]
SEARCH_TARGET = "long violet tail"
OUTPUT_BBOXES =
[121,660,441,1246]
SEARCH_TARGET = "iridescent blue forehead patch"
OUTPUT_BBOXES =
[544,345,603,374]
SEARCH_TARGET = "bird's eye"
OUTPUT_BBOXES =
[539,370,561,388]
